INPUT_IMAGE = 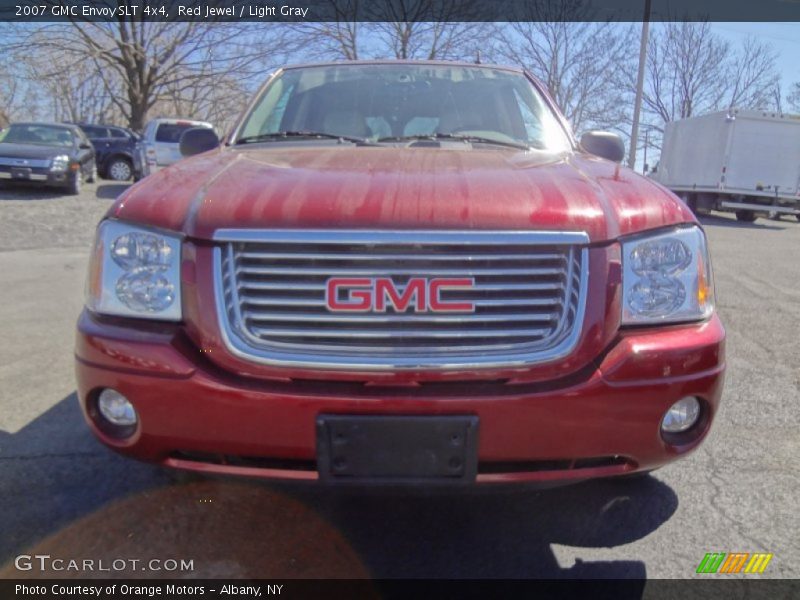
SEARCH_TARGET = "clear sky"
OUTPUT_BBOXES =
[711,22,800,93]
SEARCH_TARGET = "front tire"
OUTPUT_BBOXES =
[107,158,133,181]
[735,210,757,223]
[67,170,82,195]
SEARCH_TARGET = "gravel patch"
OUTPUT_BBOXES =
[0,181,128,252]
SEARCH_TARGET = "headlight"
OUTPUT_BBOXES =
[50,155,70,172]
[86,220,182,320]
[622,226,714,324]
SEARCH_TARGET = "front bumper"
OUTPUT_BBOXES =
[0,167,74,187]
[75,310,725,484]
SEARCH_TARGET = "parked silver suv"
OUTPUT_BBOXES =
[133,118,214,180]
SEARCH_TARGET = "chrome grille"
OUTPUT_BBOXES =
[214,230,589,370]
[0,156,51,168]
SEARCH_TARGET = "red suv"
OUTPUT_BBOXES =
[76,61,725,485]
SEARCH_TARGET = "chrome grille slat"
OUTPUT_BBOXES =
[248,326,554,339]
[241,310,559,323]
[236,265,566,276]
[214,229,589,371]
[239,296,563,308]
[239,281,566,292]
[238,251,567,262]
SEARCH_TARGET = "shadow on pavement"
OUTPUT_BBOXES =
[0,183,73,201]
[95,183,131,200]
[1,392,676,586]
[289,476,673,579]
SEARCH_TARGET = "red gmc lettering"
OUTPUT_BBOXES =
[375,278,426,312]
[428,278,476,312]
[326,278,372,311]
[326,277,475,312]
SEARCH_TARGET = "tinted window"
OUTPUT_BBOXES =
[155,123,196,143]
[238,64,571,151]
[82,126,108,139]
[109,128,129,139]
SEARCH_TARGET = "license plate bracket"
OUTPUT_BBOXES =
[316,415,479,483]
[11,167,32,180]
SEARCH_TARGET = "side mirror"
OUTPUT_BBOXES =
[180,127,220,157]
[580,131,625,163]
[79,142,92,150]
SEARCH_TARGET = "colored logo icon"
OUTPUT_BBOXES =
[696,552,773,574]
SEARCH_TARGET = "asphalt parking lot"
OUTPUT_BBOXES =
[0,181,798,581]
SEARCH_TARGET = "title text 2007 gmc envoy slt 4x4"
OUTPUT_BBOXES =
[75,62,725,485]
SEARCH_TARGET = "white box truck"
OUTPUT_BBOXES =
[653,109,800,222]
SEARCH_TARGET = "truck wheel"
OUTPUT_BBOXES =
[735,210,757,223]
[107,158,133,181]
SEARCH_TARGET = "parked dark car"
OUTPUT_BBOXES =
[0,122,96,194]
[77,123,139,181]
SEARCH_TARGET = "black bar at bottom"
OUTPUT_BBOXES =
[3,579,800,600]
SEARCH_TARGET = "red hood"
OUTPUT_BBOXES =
[111,146,694,242]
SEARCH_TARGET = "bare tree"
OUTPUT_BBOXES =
[643,23,779,128]
[493,19,636,134]
[770,82,783,114]
[643,22,730,124]
[156,69,253,134]
[360,1,488,61]
[787,83,800,114]
[287,0,487,62]
[289,0,362,60]
[0,67,19,128]
[369,21,486,60]
[723,37,779,111]
[0,25,27,127]
[20,49,121,124]
[12,19,294,131]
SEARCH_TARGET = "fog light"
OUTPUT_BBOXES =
[661,396,701,433]
[97,389,138,427]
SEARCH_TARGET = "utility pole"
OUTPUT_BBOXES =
[628,0,652,170]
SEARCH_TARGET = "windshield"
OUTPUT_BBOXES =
[0,124,76,147]
[236,64,572,151]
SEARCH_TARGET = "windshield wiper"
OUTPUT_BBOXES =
[236,131,373,145]
[377,133,530,150]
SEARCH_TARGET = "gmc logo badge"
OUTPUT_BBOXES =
[326,277,475,313]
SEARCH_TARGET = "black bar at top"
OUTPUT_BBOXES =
[1,0,800,23]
